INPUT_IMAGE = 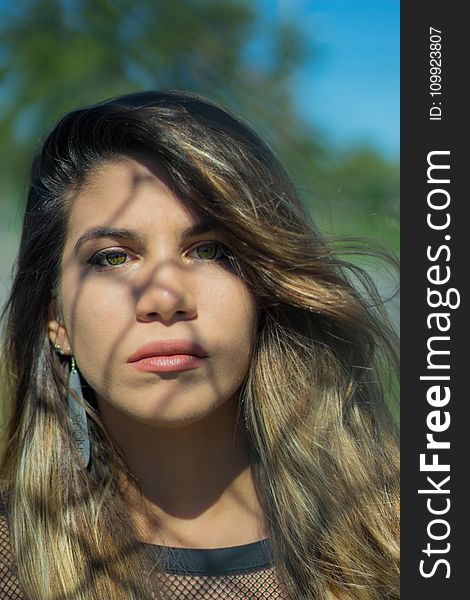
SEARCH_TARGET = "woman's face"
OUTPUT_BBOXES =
[49,157,258,427]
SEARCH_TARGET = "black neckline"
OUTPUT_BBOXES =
[150,538,273,576]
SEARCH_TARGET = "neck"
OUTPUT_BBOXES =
[101,397,267,548]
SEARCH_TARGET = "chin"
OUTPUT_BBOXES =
[97,385,237,431]
[121,399,223,429]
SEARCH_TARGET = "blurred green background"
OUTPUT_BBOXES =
[0,0,399,318]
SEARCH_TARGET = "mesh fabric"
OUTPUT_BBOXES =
[1,505,288,598]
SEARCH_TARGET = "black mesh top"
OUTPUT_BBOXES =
[152,539,287,598]
[1,508,288,598]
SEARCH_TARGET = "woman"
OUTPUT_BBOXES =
[0,91,399,599]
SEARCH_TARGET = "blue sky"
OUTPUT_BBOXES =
[258,0,400,158]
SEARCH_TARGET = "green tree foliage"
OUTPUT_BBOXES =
[0,0,398,251]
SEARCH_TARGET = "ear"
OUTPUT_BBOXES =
[48,305,72,356]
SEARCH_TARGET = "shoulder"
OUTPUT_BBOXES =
[0,490,25,599]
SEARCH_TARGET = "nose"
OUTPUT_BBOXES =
[134,262,197,324]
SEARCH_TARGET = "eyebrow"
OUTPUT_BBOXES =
[73,220,215,256]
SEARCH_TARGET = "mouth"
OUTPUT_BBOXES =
[127,340,209,373]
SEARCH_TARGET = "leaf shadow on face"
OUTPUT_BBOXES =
[46,156,263,594]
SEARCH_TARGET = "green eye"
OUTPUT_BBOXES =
[88,249,129,268]
[105,251,127,266]
[192,242,225,261]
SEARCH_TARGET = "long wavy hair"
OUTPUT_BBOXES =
[0,91,399,599]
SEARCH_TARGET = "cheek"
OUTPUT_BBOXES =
[201,277,257,365]
[61,274,133,360]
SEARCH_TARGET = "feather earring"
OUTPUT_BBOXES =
[68,356,91,468]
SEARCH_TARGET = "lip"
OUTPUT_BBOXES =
[127,339,209,373]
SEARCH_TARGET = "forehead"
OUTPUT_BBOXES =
[66,158,196,236]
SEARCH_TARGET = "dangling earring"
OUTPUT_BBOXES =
[68,356,91,469]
